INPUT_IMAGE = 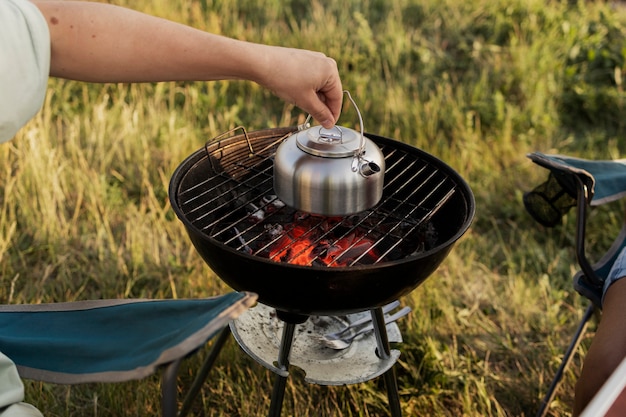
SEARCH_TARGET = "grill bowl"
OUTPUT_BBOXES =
[169,127,475,315]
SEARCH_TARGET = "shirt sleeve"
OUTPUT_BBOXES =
[0,352,25,409]
[0,0,50,143]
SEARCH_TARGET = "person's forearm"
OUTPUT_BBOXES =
[31,0,344,128]
[32,0,269,83]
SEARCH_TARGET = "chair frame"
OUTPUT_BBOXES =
[536,173,624,417]
[162,326,232,417]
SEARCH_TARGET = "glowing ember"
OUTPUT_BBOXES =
[318,232,379,266]
[267,214,380,267]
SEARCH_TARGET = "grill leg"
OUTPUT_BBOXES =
[268,321,297,417]
[371,307,403,417]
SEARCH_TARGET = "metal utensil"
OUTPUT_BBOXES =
[323,301,400,340]
[320,306,412,350]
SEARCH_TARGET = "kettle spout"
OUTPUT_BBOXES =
[360,161,381,177]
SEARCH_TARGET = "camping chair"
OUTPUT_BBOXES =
[0,291,257,417]
[524,152,626,417]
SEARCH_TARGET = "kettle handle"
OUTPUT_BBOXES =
[300,90,366,157]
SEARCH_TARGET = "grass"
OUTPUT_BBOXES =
[4,0,626,415]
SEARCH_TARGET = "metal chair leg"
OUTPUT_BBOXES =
[178,326,233,417]
[535,303,596,417]
[162,359,183,417]
[160,326,234,417]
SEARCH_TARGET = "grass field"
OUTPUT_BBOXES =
[4,0,626,415]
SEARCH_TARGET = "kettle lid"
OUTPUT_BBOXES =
[295,125,363,158]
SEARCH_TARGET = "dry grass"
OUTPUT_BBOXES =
[4,0,626,415]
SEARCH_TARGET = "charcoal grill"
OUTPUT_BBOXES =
[169,126,474,315]
[169,126,475,416]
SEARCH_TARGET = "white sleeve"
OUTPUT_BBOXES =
[0,0,50,143]
[0,351,44,416]
[0,352,24,409]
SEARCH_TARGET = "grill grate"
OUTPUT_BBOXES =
[176,131,459,267]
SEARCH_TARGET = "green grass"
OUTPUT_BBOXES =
[4,0,626,415]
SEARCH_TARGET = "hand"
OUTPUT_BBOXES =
[253,46,343,129]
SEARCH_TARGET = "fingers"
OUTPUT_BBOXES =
[302,88,343,129]
[252,46,343,128]
[297,58,343,129]
[319,71,344,127]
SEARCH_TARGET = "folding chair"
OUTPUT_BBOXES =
[524,152,626,417]
[0,291,257,417]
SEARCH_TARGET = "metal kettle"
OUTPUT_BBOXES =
[273,91,385,216]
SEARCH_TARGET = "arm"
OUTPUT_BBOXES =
[31,1,343,128]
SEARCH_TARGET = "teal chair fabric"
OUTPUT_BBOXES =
[526,153,626,207]
[0,291,257,416]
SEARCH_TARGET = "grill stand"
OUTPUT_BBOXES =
[371,307,403,416]
[231,304,403,417]
[269,311,306,417]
